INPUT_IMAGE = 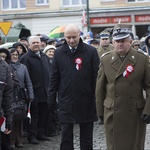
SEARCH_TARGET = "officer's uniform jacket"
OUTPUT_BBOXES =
[96,47,150,150]
[97,44,114,58]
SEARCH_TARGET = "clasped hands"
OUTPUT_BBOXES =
[140,114,150,124]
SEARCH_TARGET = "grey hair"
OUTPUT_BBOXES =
[28,36,41,44]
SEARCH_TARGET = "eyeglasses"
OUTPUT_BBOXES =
[101,38,109,40]
[134,45,140,47]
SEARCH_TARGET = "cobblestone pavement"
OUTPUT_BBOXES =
[21,121,150,150]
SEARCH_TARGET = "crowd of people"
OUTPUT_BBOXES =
[0,23,150,150]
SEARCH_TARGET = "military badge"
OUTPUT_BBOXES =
[75,58,82,70]
[123,65,134,78]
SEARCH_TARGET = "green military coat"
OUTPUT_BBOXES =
[97,44,114,58]
[96,47,150,150]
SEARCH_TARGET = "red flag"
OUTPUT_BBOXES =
[82,9,87,27]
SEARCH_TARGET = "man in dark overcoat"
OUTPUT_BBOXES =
[49,24,100,150]
[20,35,51,144]
[96,23,150,150]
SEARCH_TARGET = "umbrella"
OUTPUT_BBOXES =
[48,26,66,39]
[48,26,83,39]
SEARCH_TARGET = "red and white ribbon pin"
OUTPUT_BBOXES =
[75,58,82,70]
[123,65,134,78]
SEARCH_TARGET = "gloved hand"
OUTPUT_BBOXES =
[99,116,104,122]
[140,114,150,124]
[6,121,12,131]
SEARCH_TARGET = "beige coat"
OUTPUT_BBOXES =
[96,48,150,150]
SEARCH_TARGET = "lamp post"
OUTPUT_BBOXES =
[86,0,90,32]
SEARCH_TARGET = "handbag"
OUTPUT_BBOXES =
[13,87,27,121]
[19,87,29,102]
[13,100,27,121]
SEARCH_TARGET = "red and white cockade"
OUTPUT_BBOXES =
[123,65,134,78]
[75,58,82,70]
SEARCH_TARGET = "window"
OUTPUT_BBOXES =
[128,0,150,2]
[62,0,86,6]
[36,0,49,5]
[2,0,26,10]
[101,0,115,2]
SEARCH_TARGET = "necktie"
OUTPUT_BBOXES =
[120,55,125,61]
[71,48,76,53]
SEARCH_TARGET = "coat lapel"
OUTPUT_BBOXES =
[110,48,137,78]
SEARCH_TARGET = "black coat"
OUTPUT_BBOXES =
[20,50,51,102]
[49,39,100,123]
[0,59,13,122]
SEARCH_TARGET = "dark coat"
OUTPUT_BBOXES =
[96,48,150,150]
[20,50,51,102]
[0,59,13,122]
[49,38,100,124]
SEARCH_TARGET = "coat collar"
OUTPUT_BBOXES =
[28,49,45,58]
[110,48,137,78]
[63,38,85,52]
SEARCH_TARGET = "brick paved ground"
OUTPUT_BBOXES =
[21,120,150,150]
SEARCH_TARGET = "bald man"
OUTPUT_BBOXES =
[49,24,100,150]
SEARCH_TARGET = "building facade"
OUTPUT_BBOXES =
[0,0,150,41]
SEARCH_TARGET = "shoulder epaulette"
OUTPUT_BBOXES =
[137,50,148,56]
[101,51,111,58]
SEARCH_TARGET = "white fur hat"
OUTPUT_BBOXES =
[43,45,56,53]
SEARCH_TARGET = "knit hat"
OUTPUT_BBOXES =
[43,45,56,53]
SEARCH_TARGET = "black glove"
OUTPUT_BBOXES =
[99,116,104,122]
[140,114,150,124]
[6,121,12,131]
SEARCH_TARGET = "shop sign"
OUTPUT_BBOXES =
[90,17,111,24]
[135,15,150,22]
[111,16,131,23]
[90,16,131,25]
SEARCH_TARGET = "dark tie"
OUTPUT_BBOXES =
[71,48,76,53]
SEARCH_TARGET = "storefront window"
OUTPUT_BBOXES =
[2,0,26,10]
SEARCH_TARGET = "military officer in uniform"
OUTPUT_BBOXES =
[97,30,114,59]
[96,23,150,150]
